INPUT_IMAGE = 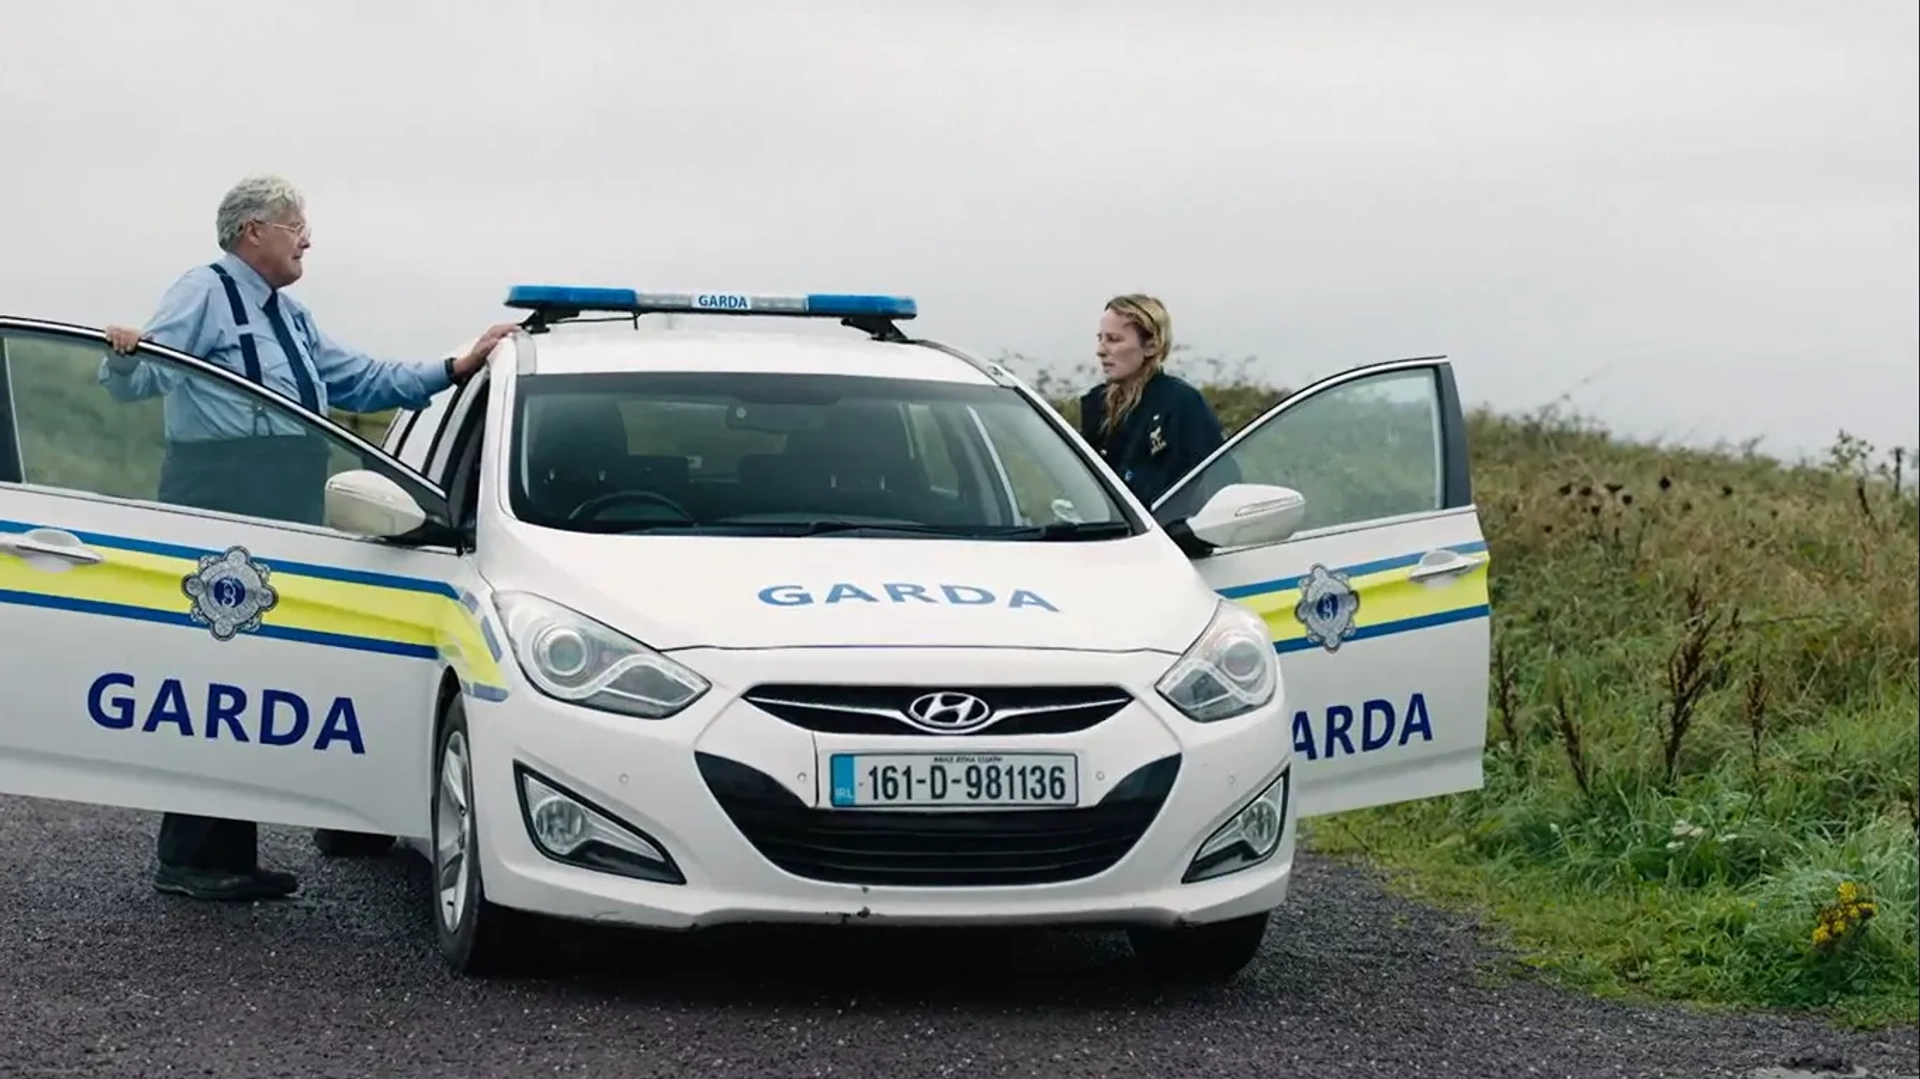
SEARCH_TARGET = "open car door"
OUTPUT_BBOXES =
[0,319,493,838]
[1153,356,1491,818]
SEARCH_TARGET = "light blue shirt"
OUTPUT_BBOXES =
[98,251,453,443]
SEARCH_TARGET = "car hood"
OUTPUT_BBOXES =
[474,526,1219,655]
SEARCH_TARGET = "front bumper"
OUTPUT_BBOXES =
[465,645,1297,931]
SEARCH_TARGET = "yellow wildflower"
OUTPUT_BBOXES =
[1810,880,1878,954]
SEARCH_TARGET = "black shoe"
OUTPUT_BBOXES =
[153,864,296,901]
[243,867,300,898]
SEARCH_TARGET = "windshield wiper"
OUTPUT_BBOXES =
[591,519,1137,540]
[790,520,1136,541]
[999,520,1136,541]
[785,520,988,538]
[783,519,1138,540]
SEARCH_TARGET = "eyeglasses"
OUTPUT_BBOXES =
[257,220,311,242]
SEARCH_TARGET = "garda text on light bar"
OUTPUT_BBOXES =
[503,286,917,321]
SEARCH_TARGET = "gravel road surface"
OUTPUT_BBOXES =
[0,797,1912,1079]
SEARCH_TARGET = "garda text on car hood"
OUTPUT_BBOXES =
[477,528,1216,654]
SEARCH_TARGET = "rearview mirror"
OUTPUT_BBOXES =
[1183,483,1306,551]
[325,470,428,539]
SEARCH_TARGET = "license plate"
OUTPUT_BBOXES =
[828,752,1078,808]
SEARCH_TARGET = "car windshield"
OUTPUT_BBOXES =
[506,371,1137,539]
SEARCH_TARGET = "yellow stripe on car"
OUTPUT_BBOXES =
[0,518,509,700]
[1217,541,1491,653]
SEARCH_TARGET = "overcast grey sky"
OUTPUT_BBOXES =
[3,0,1914,462]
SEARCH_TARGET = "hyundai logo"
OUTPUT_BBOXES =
[902,691,995,734]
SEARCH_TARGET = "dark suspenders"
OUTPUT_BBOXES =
[208,261,326,429]
[207,263,265,385]
[208,262,278,434]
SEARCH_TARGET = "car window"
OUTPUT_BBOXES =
[617,398,788,482]
[904,403,961,494]
[971,405,1096,525]
[387,382,461,472]
[438,383,491,529]
[1162,367,1445,535]
[506,370,1130,536]
[0,327,418,530]
[335,406,400,449]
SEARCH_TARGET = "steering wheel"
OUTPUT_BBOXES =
[566,489,696,523]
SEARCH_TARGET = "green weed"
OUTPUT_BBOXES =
[1023,351,1916,1029]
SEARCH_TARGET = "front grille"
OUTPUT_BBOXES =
[741,683,1133,737]
[696,752,1180,887]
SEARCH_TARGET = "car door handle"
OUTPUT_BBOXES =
[0,529,107,566]
[1408,550,1486,581]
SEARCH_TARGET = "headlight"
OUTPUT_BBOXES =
[492,591,709,719]
[1155,599,1279,722]
[1184,763,1291,883]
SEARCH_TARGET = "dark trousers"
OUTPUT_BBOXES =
[154,434,330,871]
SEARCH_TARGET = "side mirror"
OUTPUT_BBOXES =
[1183,483,1306,551]
[325,470,428,539]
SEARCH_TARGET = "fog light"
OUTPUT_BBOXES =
[1183,763,1291,884]
[514,765,685,885]
[1239,796,1281,853]
[530,795,590,854]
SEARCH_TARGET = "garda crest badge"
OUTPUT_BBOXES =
[1147,415,1167,456]
[182,546,279,641]
[1293,563,1360,653]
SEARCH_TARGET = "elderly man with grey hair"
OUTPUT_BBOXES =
[101,174,517,903]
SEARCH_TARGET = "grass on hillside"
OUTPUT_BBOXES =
[1020,351,1918,1030]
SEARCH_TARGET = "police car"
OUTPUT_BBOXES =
[0,289,1492,979]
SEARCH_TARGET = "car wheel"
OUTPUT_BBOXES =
[1126,911,1271,982]
[432,694,526,975]
[312,828,397,858]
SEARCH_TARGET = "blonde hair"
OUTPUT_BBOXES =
[1099,293,1173,437]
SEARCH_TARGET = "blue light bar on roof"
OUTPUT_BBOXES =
[503,285,917,320]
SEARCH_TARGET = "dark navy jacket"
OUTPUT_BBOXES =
[1079,372,1228,509]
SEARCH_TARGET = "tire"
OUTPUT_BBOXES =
[431,694,527,976]
[312,828,397,858]
[1126,911,1271,982]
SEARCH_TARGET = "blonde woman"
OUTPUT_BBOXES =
[1077,294,1228,507]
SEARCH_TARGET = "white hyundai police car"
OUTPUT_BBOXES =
[0,289,1492,980]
